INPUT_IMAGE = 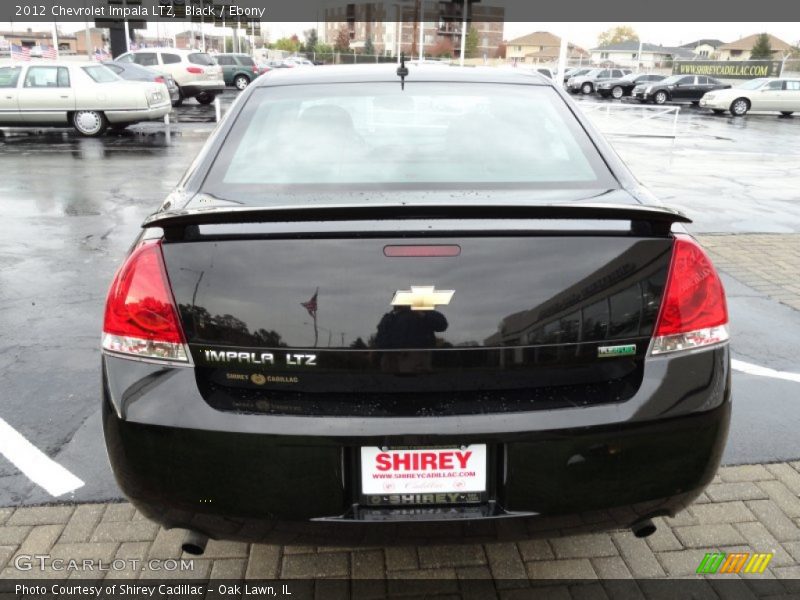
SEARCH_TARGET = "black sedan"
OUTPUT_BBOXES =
[596,73,665,99]
[104,61,181,107]
[101,64,731,551]
[632,74,730,105]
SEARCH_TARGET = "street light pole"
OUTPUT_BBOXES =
[418,0,424,61]
[459,0,468,66]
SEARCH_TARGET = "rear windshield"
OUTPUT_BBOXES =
[82,65,120,83]
[189,53,215,66]
[203,82,614,201]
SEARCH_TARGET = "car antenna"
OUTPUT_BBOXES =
[396,53,409,90]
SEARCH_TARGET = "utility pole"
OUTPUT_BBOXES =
[637,39,644,70]
[395,4,402,63]
[458,0,468,66]
[557,36,568,83]
[418,0,425,60]
[200,0,206,52]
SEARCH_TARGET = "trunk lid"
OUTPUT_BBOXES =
[154,204,683,417]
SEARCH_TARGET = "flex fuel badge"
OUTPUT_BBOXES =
[597,344,637,358]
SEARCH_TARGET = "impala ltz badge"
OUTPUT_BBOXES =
[391,286,455,311]
[202,350,316,366]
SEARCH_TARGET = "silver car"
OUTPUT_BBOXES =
[0,61,171,136]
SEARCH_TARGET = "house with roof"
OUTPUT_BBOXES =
[505,31,589,64]
[589,41,696,68]
[716,34,794,61]
[680,39,725,59]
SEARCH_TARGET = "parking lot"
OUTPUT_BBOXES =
[1,87,800,585]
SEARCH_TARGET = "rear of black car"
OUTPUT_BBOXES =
[101,66,730,546]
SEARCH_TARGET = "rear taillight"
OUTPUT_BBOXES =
[651,234,729,355]
[252,66,258,74]
[102,241,188,362]
[186,66,204,74]
[154,75,165,83]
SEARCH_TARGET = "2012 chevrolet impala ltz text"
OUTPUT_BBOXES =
[101,63,731,552]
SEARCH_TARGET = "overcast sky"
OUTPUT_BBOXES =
[4,21,799,50]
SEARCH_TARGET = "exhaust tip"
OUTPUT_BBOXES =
[631,518,657,538]
[181,530,208,555]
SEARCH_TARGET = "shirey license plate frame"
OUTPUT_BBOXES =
[359,444,489,508]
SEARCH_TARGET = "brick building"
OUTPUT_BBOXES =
[323,0,504,58]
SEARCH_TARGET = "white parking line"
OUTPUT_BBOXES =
[0,416,84,497]
[732,359,800,384]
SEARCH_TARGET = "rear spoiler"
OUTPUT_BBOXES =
[145,203,691,240]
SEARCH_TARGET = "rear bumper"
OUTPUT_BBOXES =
[179,81,225,98]
[105,103,171,123]
[102,346,731,545]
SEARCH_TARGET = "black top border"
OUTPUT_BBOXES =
[2,0,800,23]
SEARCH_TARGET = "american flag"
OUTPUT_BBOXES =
[301,289,319,318]
[41,45,57,60]
[11,44,31,61]
[93,48,111,62]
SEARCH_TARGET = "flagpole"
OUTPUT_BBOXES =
[312,287,319,348]
[52,22,60,60]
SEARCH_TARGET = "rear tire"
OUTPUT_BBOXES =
[72,110,108,137]
[196,93,215,105]
[172,91,183,107]
[233,75,250,91]
[581,82,593,94]
[730,98,749,116]
[781,111,793,116]
[611,86,624,99]
[653,91,668,105]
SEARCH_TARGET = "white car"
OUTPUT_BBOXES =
[0,61,171,136]
[700,77,800,117]
[283,57,315,68]
[115,48,224,105]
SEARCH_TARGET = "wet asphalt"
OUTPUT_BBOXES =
[0,89,799,506]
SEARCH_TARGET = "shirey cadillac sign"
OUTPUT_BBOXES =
[673,60,782,79]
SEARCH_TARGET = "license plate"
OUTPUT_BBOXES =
[360,445,487,505]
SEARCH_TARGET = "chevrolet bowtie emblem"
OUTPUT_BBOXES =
[391,286,455,311]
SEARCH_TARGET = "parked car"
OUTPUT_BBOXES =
[632,75,730,105]
[596,73,665,99]
[283,56,315,68]
[215,53,260,90]
[699,77,800,117]
[104,61,181,106]
[567,68,631,94]
[115,48,224,105]
[0,61,171,136]
[102,64,730,550]
[562,67,592,84]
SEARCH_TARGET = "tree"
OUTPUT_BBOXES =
[597,26,639,47]
[334,27,351,53]
[364,35,375,55]
[304,28,318,53]
[274,36,300,53]
[315,42,334,56]
[750,33,773,59]
[465,26,479,58]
